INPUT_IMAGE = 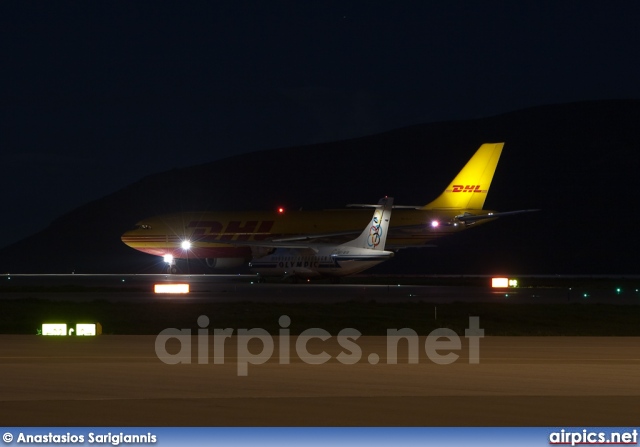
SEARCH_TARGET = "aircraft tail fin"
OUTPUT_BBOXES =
[343,197,393,250]
[421,143,504,210]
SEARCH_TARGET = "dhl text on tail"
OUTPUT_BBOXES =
[121,143,537,274]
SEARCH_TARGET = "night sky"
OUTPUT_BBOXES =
[2,1,640,249]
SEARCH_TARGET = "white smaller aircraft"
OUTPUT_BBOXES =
[248,197,394,279]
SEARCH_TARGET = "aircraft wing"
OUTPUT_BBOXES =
[212,209,538,250]
[271,230,361,243]
[218,230,363,251]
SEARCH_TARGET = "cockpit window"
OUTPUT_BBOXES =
[134,224,152,230]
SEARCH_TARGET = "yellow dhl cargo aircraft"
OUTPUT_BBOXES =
[121,143,536,274]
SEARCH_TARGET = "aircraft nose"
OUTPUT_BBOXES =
[121,227,139,246]
[121,230,132,245]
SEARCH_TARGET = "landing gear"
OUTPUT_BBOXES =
[164,254,179,274]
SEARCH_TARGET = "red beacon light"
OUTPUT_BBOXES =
[277,206,285,214]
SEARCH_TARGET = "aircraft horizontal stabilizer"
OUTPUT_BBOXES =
[455,209,540,223]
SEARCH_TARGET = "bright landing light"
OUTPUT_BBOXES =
[154,284,190,294]
[181,240,192,250]
[492,277,509,288]
[163,254,174,264]
[430,220,439,228]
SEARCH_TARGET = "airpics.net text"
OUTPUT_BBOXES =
[155,316,484,376]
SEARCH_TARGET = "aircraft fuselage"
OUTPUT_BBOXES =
[120,208,495,260]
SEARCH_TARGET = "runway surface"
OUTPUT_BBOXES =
[1,335,639,426]
[3,273,639,303]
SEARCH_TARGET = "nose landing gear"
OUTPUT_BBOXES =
[163,254,179,274]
